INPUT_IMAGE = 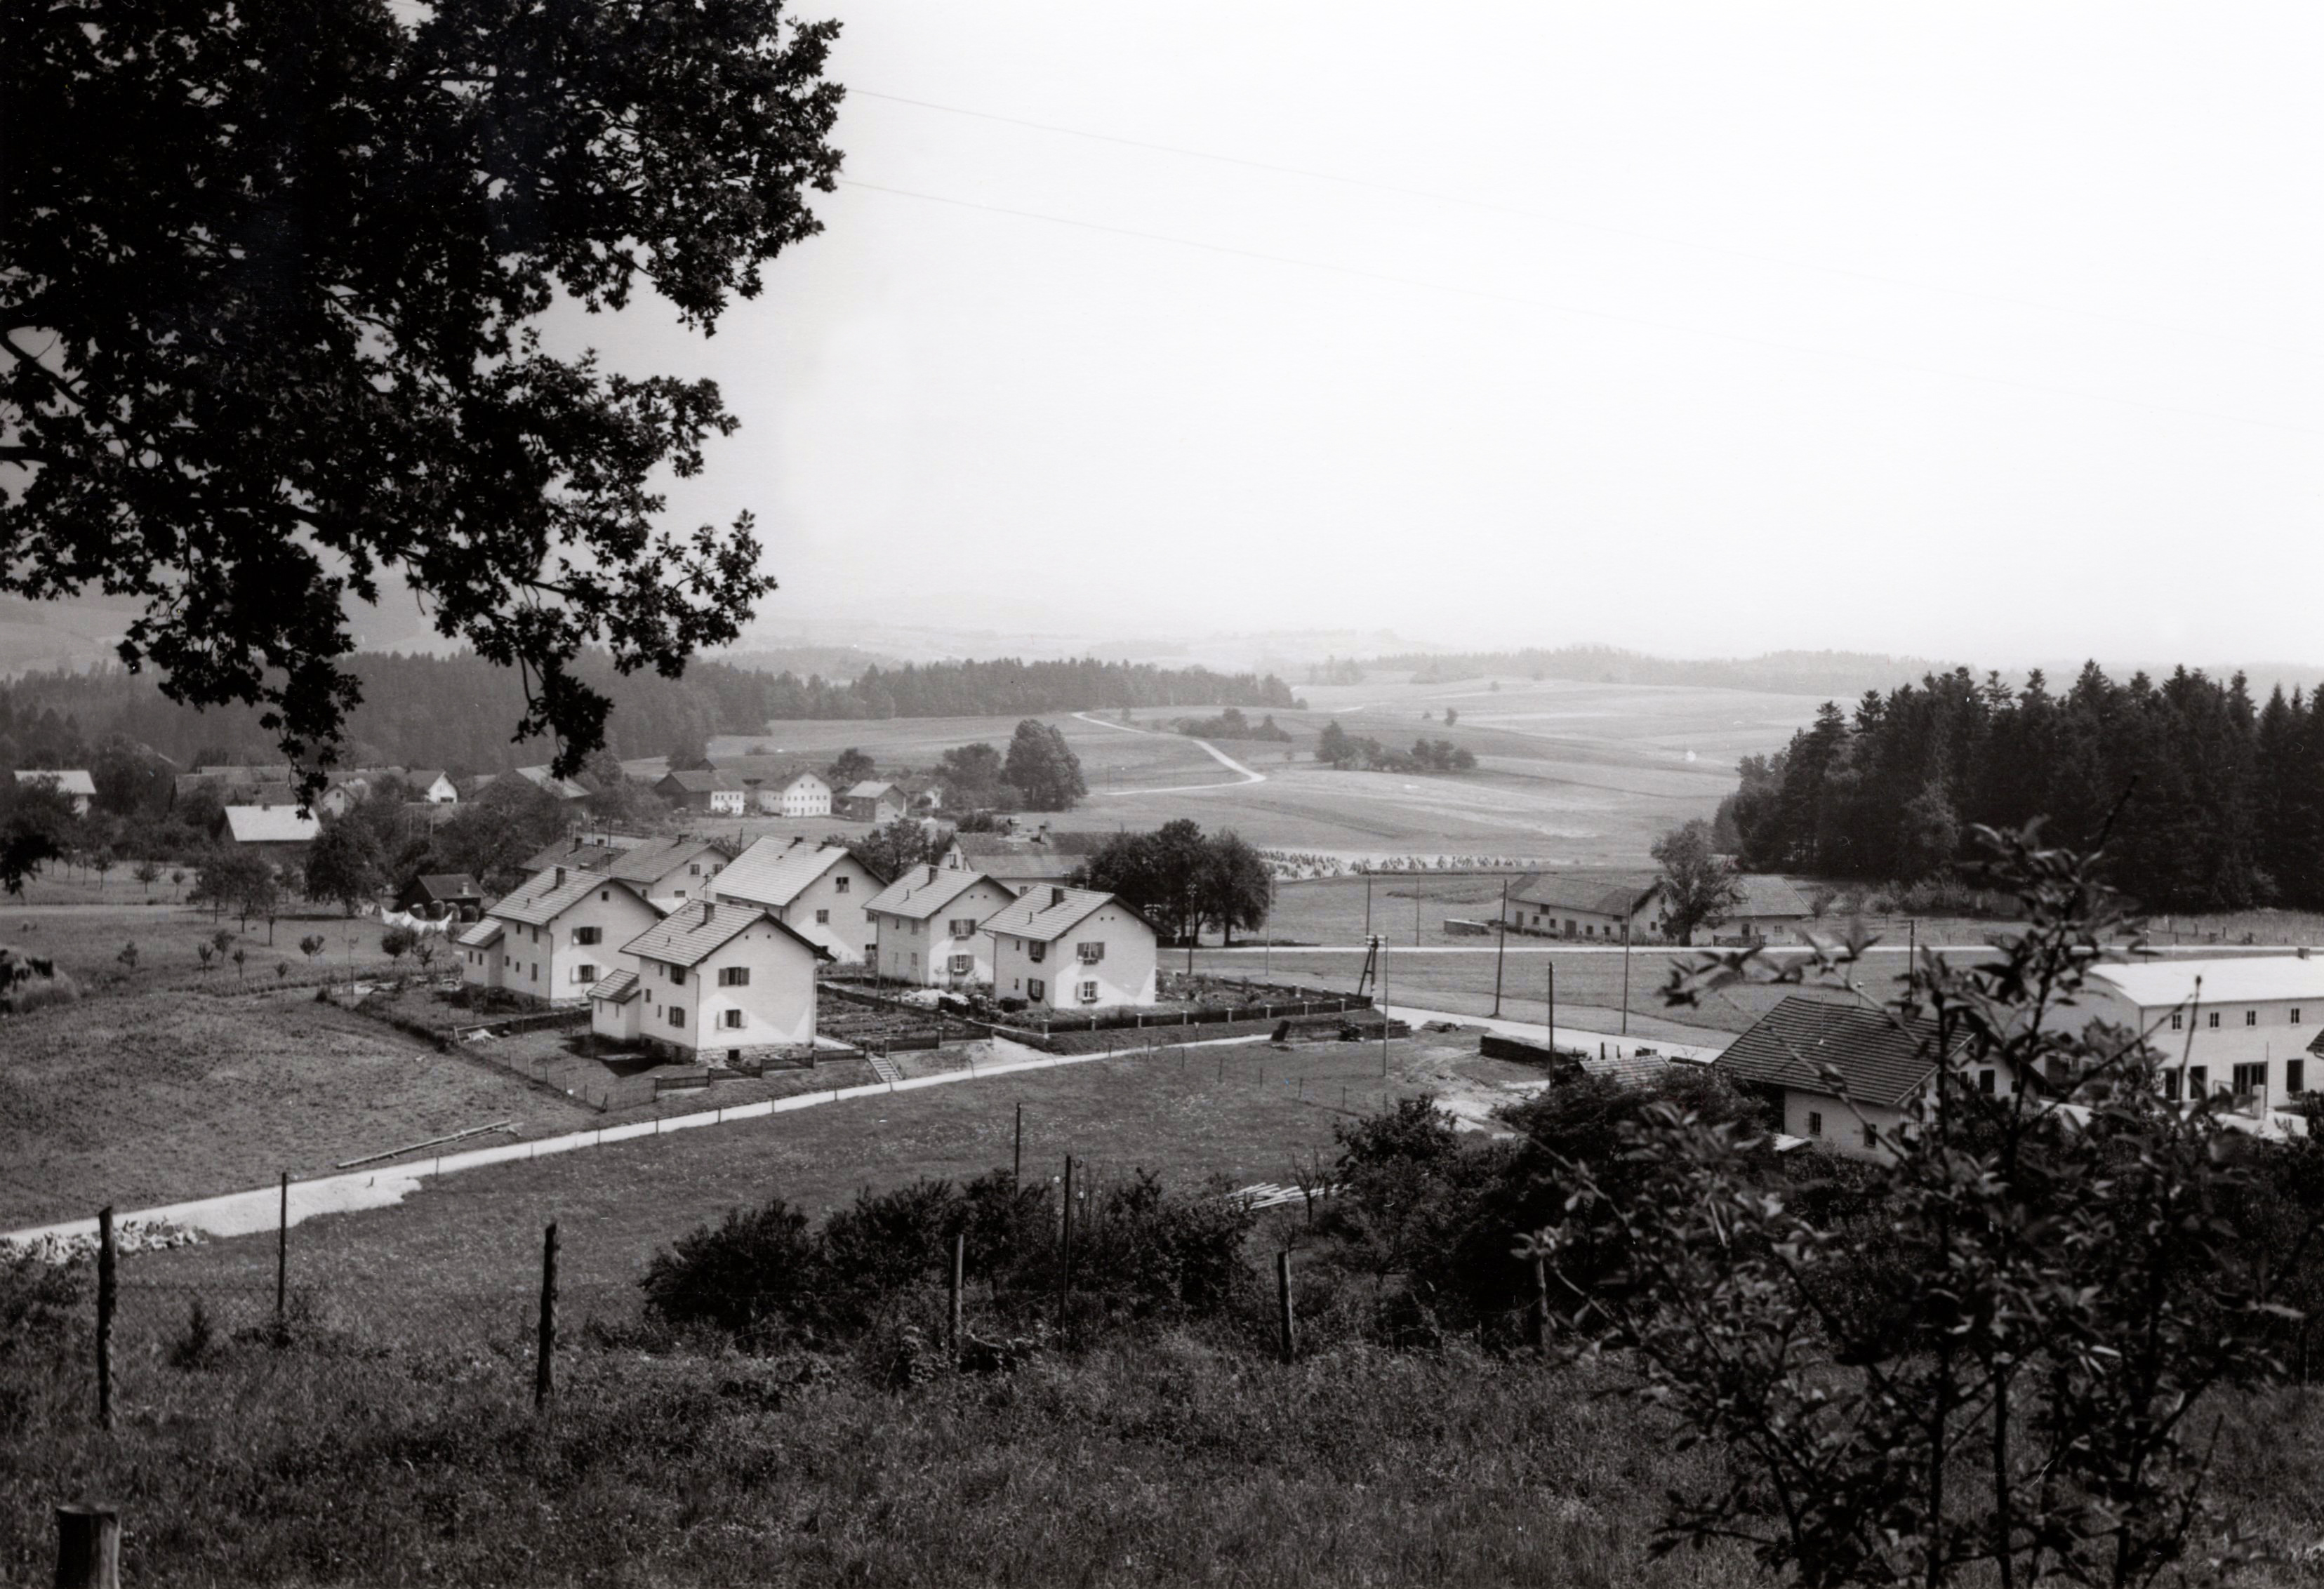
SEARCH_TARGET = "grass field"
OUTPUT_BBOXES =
[1,896,416,994]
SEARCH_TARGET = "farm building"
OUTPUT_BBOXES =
[514,765,595,801]
[712,757,832,816]
[397,872,484,922]
[171,765,296,809]
[939,829,1117,894]
[595,900,831,1062]
[2053,955,2324,1117]
[654,769,748,815]
[1503,870,1666,941]
[1715,995,1981,1161]
[712,838,885,964]
[520,834,643,879]
[213,804,320,857]
[408,769,458,804]
[836,780,908,824]
[1721,875,1814,942]
[864,865,1019,988]
[457,867,661,1007]
[984,885,1157,1011]
[599,835,737,908]
[10,769,94,815]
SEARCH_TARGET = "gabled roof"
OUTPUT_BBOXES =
[220,806,320,844]
[515,765,592,799]
[865,867,1009,922]
[844,780,900,799]
[413,872,482,898]
[950,833,1026,858]
[713,839,862,909]
[983,885,1152,945]
[1509,870,1662,918]
[406,768,451,789]
[521,837,625,875]
[602,835,733,886]
[1730,875,1812,919]
[2088,957,2324,1010]
[456,918,505,949]
[658,769,743,794]
[710,755,827,786]
[489,870,654,928]
[12,769,95,796]
[587,969,641,1004]
[1715,995,1967,1110]
[623,900,831,968]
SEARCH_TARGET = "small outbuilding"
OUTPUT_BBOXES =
[397,872,484,922]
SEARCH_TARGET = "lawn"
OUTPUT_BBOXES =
[1,897,416,996]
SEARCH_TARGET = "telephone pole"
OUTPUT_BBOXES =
[1491,879,1509,1018]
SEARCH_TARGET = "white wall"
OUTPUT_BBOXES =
[2052,984,2319,1109]
[992,906,1158,1011]
[634,922,821,1056]
[776,856,879,964]
[871,877,1018,986]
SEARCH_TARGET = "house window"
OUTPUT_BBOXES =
[670,1006,685,1028]
[2207,1011,2220,1029]
[1806,1110,1822,1138]
[2170,1012,2182,1030]
[2190,1065,2207,1095]
[719,966,749,986]
[1028,978,1046,1002]
[1978,1069,1995,1094]
[910,953,919,969]
[950,919,976,939]
[600,890,609,902]
[1077,942,1104,964]
[834,875,849,894]
[950,955,972,975]
[573,964,598,984]
[1862,1124,1878,1150]
[2290,1060,2306,1095]
[2233,1062,2268,1097]
[2162,1070,2181,1101]
[1078,980,1098,1004]
[572,926,601,946]
[670,966,687,987]
[2295,1009,2304,1025]
[689,863,701,876]
[530,963,538,980]
[816,909,830,924]
[722,1009,743,1029]
[1028,943,1047,964]
[2246,1010,2258,1028]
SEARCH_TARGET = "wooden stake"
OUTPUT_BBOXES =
[1058,1155,1075,1327]
[1013,1102,1023,1184]
[95,1207,114,1430]
[1275,1249,1296,1363]
[274,1170,289,1339]
[949,1232,964,1359]
[535,1222,559,1411]
[54,1505,120,1589]
[1532,1254,1550,1352]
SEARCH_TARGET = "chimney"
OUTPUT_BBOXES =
[1051,886,1066,908]
[554,866,566,888]
[927,865,940,885]
[701,899,716,926]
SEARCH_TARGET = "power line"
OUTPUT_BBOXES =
[851,88,2321,364]
[835,178,2322,439]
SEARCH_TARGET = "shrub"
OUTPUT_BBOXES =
[7,969,81,1015]
[0,1253,86,1356]
[641,1197,818,1346]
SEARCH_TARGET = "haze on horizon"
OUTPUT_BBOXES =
[559,3,2318,670]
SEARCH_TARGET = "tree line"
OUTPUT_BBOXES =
[1718,663,2324,912]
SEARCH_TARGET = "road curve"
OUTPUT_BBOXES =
[1072,711,1267,794]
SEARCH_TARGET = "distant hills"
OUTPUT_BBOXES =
[1376,645,1963,699]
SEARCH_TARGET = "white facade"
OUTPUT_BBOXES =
[458,873,662,1006]
[714,839,883,964]
[986,888,1159,1011]
[757,771,831,817]
[2058,957,2324,1112]
[708,787,746,817]
[866,869,1019,988]
[618,903,827,1059]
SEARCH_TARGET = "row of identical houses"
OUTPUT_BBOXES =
[1717,955,2324,1159]
[457,827,1162,1065]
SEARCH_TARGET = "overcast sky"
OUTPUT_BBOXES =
[573,1,2323,666]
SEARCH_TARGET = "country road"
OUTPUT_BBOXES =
[1073,710,1268,793]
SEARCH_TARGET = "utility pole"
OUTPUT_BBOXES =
[1379,936,1390,1078]
[1546,961,1556,1053]
[1414,882,1421,947]
[1491,880,1509,1018]
[1620,919,1631,1038]
[1364,872,1372,939]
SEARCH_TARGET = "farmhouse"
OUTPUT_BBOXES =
[983,885,1158,1011]
[1722,875,1814,942]
[836,780,907,824]
[521,835,642,878]
[213,804,320,857]
[408,769,458,804]
[1715,995,1981,1161]
[2059,955,2324,1115]
[456,867,662,1006]
[712,837,885,964]
[654,769,748,815]
[1503,870,1666,941]
[10,769,94,815]
[714,757,832,816]
[592,900,831,1061]
[863,865,1019,988]
[396,872,483,922]
[514,765,595,802]
[599,835,737,908]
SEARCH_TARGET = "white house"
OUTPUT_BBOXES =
[759,769,831,817]
[983,885,1158,1011]
[215,804,321,858]
[597,899,831,1063]
[2057,955,2324,1117]
[408,769,458,804]
[11,769,95,816]
[1503,870,1666,942]
[599,835,736,909]
[456,867,662,1006]
[863,865,1019,988]
[1721,875,1815,943]
[1715,995,1986,1160]
[712,837,886,964]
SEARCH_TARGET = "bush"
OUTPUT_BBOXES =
[4,969,81,1015]
[641,1197,818,1347]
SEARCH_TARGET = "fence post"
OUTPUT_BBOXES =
[949,1232,964,1361]
[1276,1250,1296,1364]
[54,1505,120,1589]
[1013,1103,1023,1184]
[1532,1254,1550,1352]
[535,1222,559,1411]
[95,1206,114,1430]
[1057,1155,1074,1329]
[275,1170,289,1341]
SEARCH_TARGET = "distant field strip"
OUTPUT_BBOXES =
[1074,711,1268,792]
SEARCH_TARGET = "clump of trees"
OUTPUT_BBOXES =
[1315,720,1475,773]
[1174,707,1290,742]
[1073,820,1270,945]
[1719,663,2324,910]
[1000,720,1086,812]
[1649,819,1742,945]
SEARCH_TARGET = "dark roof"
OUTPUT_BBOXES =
[413,872,481,898]
[1509,870,1661,918]
[658,769,743,794]
[522,837,624,875]
[1715,995,1967,1109]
